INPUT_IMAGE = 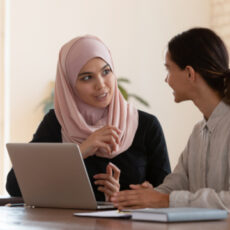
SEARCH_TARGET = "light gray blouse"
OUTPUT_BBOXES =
[155,101,230,211]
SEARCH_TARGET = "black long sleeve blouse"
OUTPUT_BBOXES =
[6,109,171,201]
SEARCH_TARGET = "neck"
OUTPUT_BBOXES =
[192,87,221,120]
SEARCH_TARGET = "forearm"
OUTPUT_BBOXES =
[154,168,189,194]
[169,188,230,212]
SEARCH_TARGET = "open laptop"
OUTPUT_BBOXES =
[6,143,114,209]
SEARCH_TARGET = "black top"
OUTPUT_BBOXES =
[6,109,171,201]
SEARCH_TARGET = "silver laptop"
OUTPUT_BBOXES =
[6,143,114,209]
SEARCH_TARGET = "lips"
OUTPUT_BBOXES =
[97,93,108,98]
[94,92,109,102]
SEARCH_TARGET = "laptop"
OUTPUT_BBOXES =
[6,143,114,210]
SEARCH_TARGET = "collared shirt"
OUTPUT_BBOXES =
[156,101,230,211]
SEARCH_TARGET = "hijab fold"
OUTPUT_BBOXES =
[54,35,138,158]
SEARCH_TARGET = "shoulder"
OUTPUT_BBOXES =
[131,110,168,160]
[41,109,61,131]
[137,110,162,129]
[135,110,165,142]
[42,109,60,126]
[192,120,203,133]
[221,102,230,126]
[185,120,203,145]
[31,109,61,142]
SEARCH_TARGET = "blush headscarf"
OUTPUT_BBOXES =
[54,35,138,158]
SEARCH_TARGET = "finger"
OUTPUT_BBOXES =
[89,135,115,152]
[93,174,120,190]
[111,190,138,202]
[110,129,120,144]
[94,141,112,154]
[100,127,120,144]
[142,181,153,188]
[95,179,119,190]
[98,125,120,136]
[93,173,113,180]
[94,178,119,192]
[104,125,122,135]
[129,184,143,190]
[95,133,119,152]
[113,196,141,208]
[105,194,110,202]
[107,162,120,180]
[129,181,152,190]
[98,136,117,152]
[115,189,138,196]
[97,186,114,197]
[106,163,113,176]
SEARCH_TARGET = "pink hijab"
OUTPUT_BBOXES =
[54,35,138,158]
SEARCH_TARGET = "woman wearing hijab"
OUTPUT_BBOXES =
[6,35,171,201]
[112,28,230,211]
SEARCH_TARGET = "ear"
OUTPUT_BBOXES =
[185,66,196,82]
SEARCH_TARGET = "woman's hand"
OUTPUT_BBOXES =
[111,188,169,210]
[93,162,120,201]
[79,125,121,159]
[129,181,153,190]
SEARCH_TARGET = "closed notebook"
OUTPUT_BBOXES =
[74,210,131,219]
[125,208,228,222]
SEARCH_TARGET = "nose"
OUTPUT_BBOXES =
[95,75,105,90]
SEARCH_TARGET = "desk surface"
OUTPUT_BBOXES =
[0,206,229,230]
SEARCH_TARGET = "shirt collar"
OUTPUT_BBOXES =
[201,101,230,133]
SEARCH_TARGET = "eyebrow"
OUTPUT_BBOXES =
[78,64,110,77]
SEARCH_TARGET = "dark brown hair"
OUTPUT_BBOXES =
[168,27,230,104]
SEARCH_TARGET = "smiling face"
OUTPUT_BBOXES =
[75,57,115,108]
[164,50,192,103]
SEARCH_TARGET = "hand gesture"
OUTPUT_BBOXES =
[94,162,120,201]
[111,188,169,210]
[129,181,153,190]
[79,126,121,159]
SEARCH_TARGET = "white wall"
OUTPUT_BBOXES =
[8,0,210,175]
[0,0,5,194]
[211,0,230,52]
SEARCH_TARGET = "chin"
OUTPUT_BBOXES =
[174,95,183,103]
[95,101,111,108]
[174,98,181,103]
[174,96,189,103]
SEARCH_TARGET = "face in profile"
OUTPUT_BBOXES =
[164,50,191,103]
[75,57,115,108]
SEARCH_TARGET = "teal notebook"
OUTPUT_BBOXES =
[126,208,228,222]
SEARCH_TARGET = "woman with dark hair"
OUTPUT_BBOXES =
[6,35,170,201]
[112,28,230,211]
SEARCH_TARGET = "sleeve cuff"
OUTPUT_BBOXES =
[169,191,190,207]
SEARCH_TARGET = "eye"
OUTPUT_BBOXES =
[80,75,92,81]
[102,68,111,76]
[164,66,170,73]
